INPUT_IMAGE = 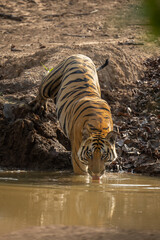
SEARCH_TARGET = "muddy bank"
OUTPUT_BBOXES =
[0,226,160,240]
[0,99,72,171]
[0,56,159,175]
[108,57,160,175]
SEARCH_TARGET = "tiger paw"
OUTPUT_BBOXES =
[29,97,47,115]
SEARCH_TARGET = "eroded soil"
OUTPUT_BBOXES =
[0,0,160,174]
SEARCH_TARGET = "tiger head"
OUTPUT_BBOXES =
[78,128,117,180]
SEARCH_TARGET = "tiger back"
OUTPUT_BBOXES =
[33,54,117,179]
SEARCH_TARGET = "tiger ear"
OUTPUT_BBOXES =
[105,131,118,144]
[82,128,90,141]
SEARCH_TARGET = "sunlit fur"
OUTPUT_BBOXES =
[33,54,117,178]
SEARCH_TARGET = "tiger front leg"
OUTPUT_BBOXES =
[71,152,88,175]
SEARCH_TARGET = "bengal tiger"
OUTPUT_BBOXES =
[32,54,117,180]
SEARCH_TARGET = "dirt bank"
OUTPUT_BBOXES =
[0,0,159,174]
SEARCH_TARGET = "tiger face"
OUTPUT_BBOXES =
[78,130,117,180]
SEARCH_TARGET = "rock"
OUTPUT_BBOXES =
[3,103,16,121]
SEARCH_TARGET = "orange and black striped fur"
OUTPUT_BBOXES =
[32,54,117,179]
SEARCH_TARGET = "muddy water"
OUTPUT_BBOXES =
[0,171,160,235]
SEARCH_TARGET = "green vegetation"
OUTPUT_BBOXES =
[144,0,160,36]
[40,62,54,72]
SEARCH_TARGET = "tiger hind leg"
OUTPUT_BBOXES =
[29,95,47,113]
[29,60,65,113]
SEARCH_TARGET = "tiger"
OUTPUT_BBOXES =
[31,54,117,180]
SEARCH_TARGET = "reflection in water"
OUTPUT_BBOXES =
[0,172,160,234]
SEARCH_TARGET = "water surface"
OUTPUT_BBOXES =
[0,171,160,235]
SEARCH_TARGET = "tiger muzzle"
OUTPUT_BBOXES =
[88,151,105,180]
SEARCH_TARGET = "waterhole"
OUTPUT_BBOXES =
[0,171,160,235]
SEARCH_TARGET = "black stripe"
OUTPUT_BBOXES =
[59,84,95,97]
[72,92,98,101]
[85,73,94,79]
[43,76,62,98]
[88,123,94,128]
[92,142,98,146]
[84,113,100,117]
[103,127,109,130]
[92,142,104,147]
[90,127,100,131]
[92,137,105,144]
[64,77,89,86]
[73,107,97,125]
[63,115,67,135]
[60,89,77,101]
[83,120,88,128]
[98,142,104,147]
[74,106,97,121]
[48,82,61,98]
[57,102,66,119]
[74,100,90,115]
[63,70,85,82]
[99,107,110,112]
[64,97,76,112]
[75,105,107,119]
[63,60,79,72]
[84,83,96,90]
[65,63,94,74]
[57,91,92,121]
[82,63,94,71]
[61,90,94,102]
[94,147,100,150]
[65,66,80,74]
[73,107,106,125]
[91,102,110,112]
[44,61,64,82]
[74,158,87,173]
[85,63,95,70]
[80,160,88,165]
